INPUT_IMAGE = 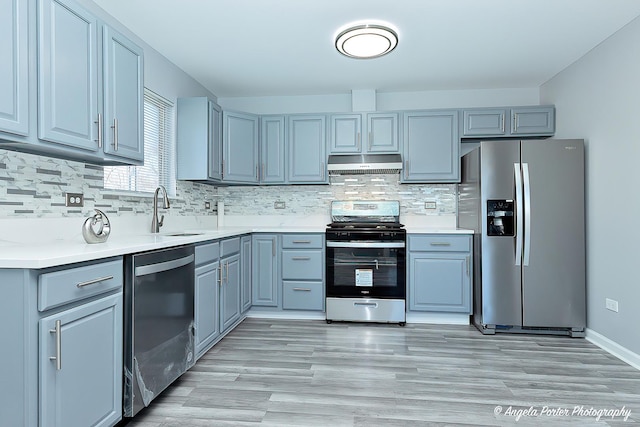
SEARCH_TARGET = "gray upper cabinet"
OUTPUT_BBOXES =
[37,0,144,165]
[177,97,222,183]
[402,110,459,183]
[288,115,327,183]
[510,106,555,135]
[102,25,144,163]
[38,0,99,152]
[260,115,286,184]
[0,0,29,137]
[223,111,259,183]
[462,106,555,137]
[329,113,399,154]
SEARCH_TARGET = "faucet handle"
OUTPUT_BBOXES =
[159,214,164,228]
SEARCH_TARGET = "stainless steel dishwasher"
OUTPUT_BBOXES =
[123,244,195,418]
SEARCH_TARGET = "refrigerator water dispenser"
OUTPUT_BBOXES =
[487,200,514,236]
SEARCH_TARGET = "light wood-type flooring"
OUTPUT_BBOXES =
[123,318,640,426]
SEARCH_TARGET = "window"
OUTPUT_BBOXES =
[103,89,175,195]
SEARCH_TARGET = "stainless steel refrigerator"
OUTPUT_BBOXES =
[458,139,585,337]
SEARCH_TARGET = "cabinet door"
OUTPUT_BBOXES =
[409,253,471,313]
[329,114,361,153]
[40,293,122,427]
[288,115,327,183]
[511,107,555,135]
[220,253,241,332]
[209,101,223,180]
[462,109,507,137]
[223,111,259,183]
[252,234,279,307]
[260,115,286,183]
[241,236,252,313]
[402,111,459,183]
[102,25,144,163]
[367,113,399,153]
[38,0,99,152]
[195,261,220,357]
[0,0,28,136]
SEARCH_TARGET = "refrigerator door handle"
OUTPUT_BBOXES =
[522,162,531,266]
[514,163,523,266]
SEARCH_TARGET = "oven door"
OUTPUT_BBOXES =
[326,241,406,298]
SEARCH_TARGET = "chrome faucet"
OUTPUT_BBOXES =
[151,185,170,233]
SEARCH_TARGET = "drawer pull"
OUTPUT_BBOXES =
[430,242,451,246]
[291,256,311,261]
[292,240,311,244]
[49,320,62,370]
[292,287,311,292]
[76,275,114,288]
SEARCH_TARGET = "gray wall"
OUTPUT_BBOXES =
[541,16,640,355]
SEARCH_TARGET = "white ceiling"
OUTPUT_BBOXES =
[92,0,640,98]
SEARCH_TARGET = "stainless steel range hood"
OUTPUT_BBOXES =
[327,154,403,175]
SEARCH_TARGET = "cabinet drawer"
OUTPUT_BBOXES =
[195,241,220,266]
[38,258,123,311]
[408,235,471,252]
[282,281,324,311]
[221,237,240,257]
[282,250,323,280]
[282,234,323,249]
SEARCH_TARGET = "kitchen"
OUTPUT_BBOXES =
[1,0,640,425]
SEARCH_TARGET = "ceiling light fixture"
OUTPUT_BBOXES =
[335,24,398,59]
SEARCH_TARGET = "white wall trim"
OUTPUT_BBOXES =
[586,328,640,371]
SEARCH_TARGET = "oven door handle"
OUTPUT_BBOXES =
[135,254,195,277]
[326,241,405,249]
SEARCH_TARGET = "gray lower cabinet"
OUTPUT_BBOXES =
[462,106,555,137]
[402,110,459,183]
[252,234,279,307]
[408,234,472,313]
[194,242,220,358]
[281,234,324,311]
[40,293,122,427]
[241,235,252,313]
[0,257,124,427]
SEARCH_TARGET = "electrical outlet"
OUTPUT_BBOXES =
[424,201,437,210]
[274,201,286,209]
[605,298,619,312]
[204,201,211,209]
[65,192,84,207]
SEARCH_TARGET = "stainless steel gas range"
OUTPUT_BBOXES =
[325,200,406,325]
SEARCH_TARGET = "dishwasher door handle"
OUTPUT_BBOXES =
[135,254,195,277]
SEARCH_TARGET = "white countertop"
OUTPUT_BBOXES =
[0,216,471,269]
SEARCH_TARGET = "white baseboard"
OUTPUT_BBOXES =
[586,328,640,371]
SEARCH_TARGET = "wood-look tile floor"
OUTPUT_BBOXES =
[123,318,640,426]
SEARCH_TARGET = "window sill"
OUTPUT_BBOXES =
[101,189,183,201]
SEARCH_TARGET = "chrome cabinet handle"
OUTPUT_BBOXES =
[513,113,518,133]
[291,256,311,261]
[76,275,113,288]
[357,132,361,151]
[292,287,311,292]
[354,302,378,308]
[94,114,103,148]
[321,162,325,180]
[49,320,62,370]
[272,239,275,257]
[466,256,470,277]
[292,240,311,244]
[262,163,265,181]
[405,160,409,179]
[217,265,222,286]
[500,113,505,133]
[430,242,451,247]
[256,165,259,181]
[368,131,372,150]
[111,118,118,150]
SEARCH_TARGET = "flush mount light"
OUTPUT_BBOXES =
[335,24,398,59]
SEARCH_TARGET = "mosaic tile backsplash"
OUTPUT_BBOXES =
[0,149,456,219]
